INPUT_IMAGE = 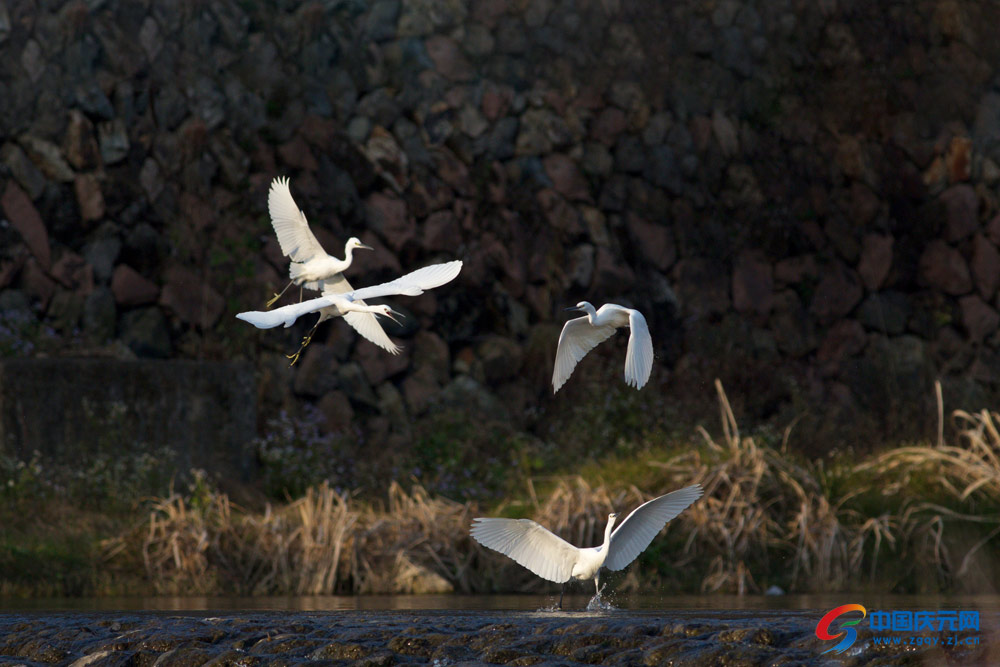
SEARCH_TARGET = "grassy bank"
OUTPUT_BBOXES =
[3,382,999,598]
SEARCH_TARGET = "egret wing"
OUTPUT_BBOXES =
[470,518,579,583]
[552,317,618,393]
[268,176,326,263]
[604,485,703,571]
[320,275,400,354]
[236,294,337,329]
[347,261,463,301]
[624,309,654,389]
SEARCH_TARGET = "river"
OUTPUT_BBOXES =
[0,595,996,665]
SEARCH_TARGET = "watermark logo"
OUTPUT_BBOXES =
[817,606,981,654]
[816,604,867,654]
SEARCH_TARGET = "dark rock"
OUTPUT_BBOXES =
[425,35,473,81]
[74,173,105,224]
[857,292,911,335]
[337,362,378,408]
[613,135,645,173]
[774,255,818,286]
[366,191,414,251]
[919,240,972,295]
[82,286,116,342]
[64,110,101,171]
[568,244,594,288]
[20,258,57,308]
[536,189,582,236]
[120,307,171,358]
[1,142,47,199]
[421,210,461,253]
[543,154,590,202]
[19,135,75,183]
[412,330,450,384]
[970,234,1000,299]
[111,264,159,307]
[857,233,893,291]
[159,266,224,328]
[580,142,613,177]
[357,340,410,385]
[82,238,121,285]
[732,250,773,314]
[2,181,50,270]
[477,335,523,383]
[817,319,867,374]
[486,117,518,159]
[960,294,999,342]
[51,250,93,294]
[940,184,979,242]
[277,135,318,171]
[516,109,570,156]
[810,263,863,323]
[47,289,84,333]
[592,245,636,294]
[627,214,675,272]
[293,344,341,398]
[673,259,730,318]
[590,107,628,146]
[402,364,441,415]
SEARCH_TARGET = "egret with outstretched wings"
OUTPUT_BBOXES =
[238,261,463,364]
[266,176,372,306]
[552,302,653,393]
[470,485,703,608]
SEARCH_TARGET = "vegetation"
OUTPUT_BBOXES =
[2,381,999,598]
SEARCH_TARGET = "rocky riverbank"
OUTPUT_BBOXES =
[0,607,994,666]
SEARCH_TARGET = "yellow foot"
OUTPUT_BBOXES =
[286,350,302,367]
[266,293,282,309]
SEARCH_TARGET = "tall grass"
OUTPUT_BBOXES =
[106,381,1000,596]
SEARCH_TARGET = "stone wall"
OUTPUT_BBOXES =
[2,0,1000,452]
[0,358,254,479]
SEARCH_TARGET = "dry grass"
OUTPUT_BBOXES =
[109,380,1000,596]
[112,481,476,595]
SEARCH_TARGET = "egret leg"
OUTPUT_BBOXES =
[266,281,294,308]
[298,286,303,303]
[286,322,321,367]
[558,583,566,610]
[595,573,604,598]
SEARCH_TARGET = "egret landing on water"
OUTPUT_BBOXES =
[266,176,372,307]
[552,301,653,393]
[470,485,703,609]
[237,261,463,365]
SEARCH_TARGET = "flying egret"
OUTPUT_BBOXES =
[237,260,462,364]
[265,176,372,307]
[552,302,653,393]
[470,485,703,608]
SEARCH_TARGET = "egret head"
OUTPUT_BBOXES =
[346,237,374,251]
[372,304,404,325]
[608,511,618,525]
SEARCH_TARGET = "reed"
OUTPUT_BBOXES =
[107,381,1000,596]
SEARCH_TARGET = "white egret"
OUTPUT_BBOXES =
[470,485,703,608]
[266,176,372,307]
[552,302,653,393]
[238,260,462,364]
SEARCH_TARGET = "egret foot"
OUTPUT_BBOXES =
[285,323,320,367]
[266,281,294,308]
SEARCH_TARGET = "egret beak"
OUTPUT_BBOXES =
[380,308,404,325]
[357,242,374,251]
[565,306,583,312]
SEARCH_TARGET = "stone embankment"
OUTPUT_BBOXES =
[2,1,1000,452]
